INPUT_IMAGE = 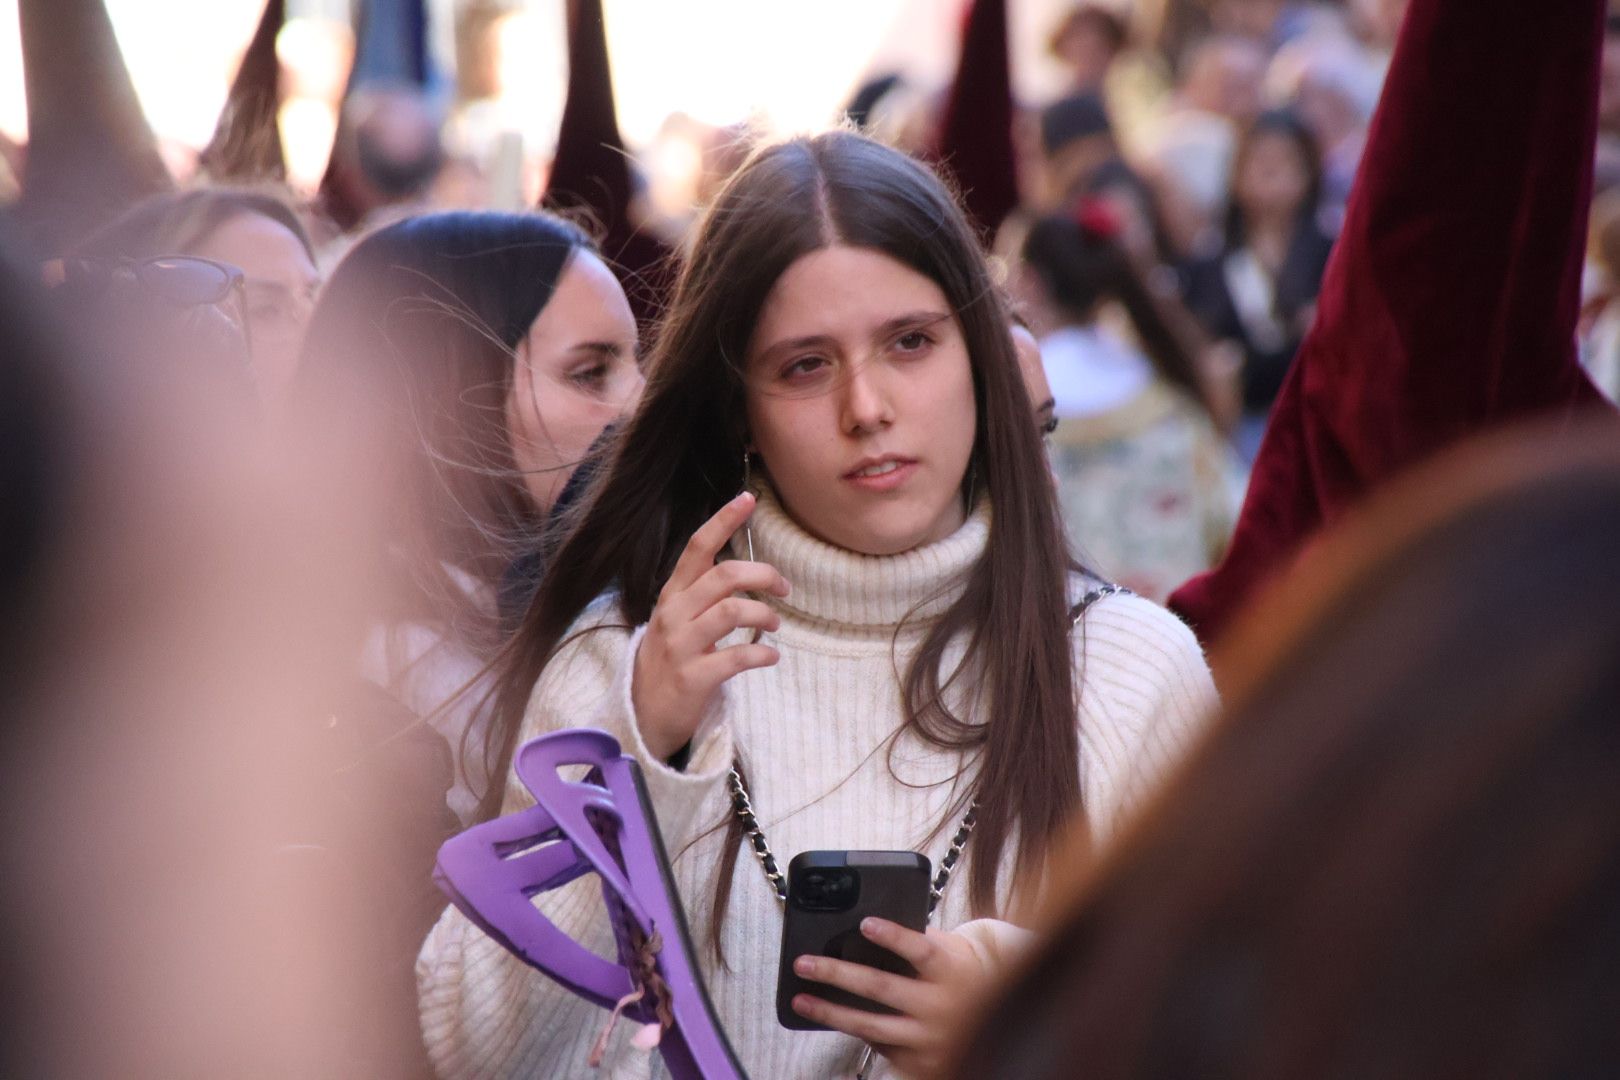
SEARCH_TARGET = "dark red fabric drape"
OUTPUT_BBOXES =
[934,0,1019,242]
[547,0,630,233]
[545,0,673,326]
[1169,0,1616,644]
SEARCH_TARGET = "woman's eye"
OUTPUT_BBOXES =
[782,355,828,380]
[894,330,933,353]
[569,364,609,389]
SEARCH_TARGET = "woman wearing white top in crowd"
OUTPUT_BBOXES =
[418,131,1217,1079]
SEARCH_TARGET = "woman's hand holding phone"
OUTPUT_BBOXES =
[632,492,789,760]
[790,918,992,1080]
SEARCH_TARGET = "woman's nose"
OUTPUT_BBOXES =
[839,363,894,434]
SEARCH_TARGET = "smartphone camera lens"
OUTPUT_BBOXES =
[793,867,860,911]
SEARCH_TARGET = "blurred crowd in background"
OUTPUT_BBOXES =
[7,0,1620,596]
[10,0,1620,596]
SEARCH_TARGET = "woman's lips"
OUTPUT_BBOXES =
[843,459,918,493]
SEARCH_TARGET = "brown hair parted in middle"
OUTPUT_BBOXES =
[480,129,1083,938]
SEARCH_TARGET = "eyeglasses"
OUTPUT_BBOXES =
[44,254,252,352]
[46,254,245,305]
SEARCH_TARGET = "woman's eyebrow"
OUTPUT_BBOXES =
[757,332,838,362]
[755,310,951,363]
[571,340,629,357]
[874,309,952,338]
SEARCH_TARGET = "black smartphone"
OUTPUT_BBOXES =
[776,850,931,1031]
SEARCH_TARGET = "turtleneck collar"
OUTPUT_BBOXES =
[730,482,992,632]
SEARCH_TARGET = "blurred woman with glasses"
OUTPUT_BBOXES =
[71,188,321,413]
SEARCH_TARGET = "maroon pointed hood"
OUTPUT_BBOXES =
[201,0,288,182]
[16,0,174,253]
[546,0,631,230]
[544,0,672,325]
[1169,0,1616,646]
[934,0,1019,242]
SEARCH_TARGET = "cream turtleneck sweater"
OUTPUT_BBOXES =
[417,490,1217,1079]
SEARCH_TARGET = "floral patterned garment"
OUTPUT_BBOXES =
[1049,381,1245,603]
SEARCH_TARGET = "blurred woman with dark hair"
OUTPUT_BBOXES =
[1021,205,1242,601]
[1182,108,1336,456]
[295,210,644,824]
[954,421,1620,1079]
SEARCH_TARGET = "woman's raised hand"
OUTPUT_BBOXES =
[631,492,789,760]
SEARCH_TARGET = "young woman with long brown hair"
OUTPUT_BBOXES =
[417,130,1216,1079]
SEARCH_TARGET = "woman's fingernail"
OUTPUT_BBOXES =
[861,918,884,938]
[794,956,816,976]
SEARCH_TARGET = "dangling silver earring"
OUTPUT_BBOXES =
[742,447,757,563]
[742,447,764,643]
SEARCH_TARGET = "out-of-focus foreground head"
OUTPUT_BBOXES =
[1,224,394,1076]
[954,418,1620,1079]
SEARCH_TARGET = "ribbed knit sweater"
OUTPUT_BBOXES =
[417,489,1217,1078]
